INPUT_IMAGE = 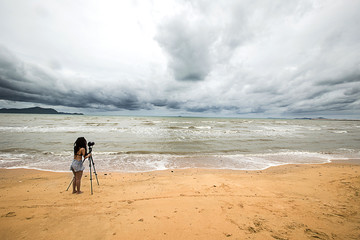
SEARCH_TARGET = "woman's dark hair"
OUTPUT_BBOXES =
[74,137,87,155]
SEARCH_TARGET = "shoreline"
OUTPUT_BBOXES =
[1,158,359,174]
[1,161,360,239]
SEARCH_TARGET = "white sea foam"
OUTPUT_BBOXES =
[331,130,348,134]
[0,125,112,133]
[0,150,353,173]
[195,126,212,129]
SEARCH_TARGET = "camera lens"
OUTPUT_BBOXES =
[88,141,95,147]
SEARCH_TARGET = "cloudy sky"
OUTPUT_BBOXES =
[0,0,359,118]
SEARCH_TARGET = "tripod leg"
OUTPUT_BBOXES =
[89,159,93,195]
[66,169,76,191]
[94,170,99,186]
[91,158,99,185]
[66,177,74,191]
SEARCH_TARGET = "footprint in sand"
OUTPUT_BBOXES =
[2,212,16,217]
[304,228,329,240]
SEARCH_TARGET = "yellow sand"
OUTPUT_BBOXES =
[0,161,359,240]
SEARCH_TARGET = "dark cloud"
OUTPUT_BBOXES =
[344,87,360,96]
[156,16,214,81]
[154,1,247,82]
[316,74,360,86]
[150,99,183,110]
[186,105,221,113]
[0,46,144,111]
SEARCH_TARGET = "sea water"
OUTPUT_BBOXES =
[0,114,359,172]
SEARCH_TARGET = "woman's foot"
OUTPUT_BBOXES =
[77,191,83,194]
[72,191,77,194]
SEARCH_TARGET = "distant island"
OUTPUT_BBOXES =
[294,117,327,120]
[0,107,83,115]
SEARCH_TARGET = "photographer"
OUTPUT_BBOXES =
[70,137,91,194]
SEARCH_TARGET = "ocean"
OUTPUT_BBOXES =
[0,114,359,172]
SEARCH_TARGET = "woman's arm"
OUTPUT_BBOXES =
[81,148,91,159]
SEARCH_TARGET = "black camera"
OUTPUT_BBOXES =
[88,141,95,147]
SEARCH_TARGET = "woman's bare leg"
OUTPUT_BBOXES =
[76,171,83,194]
[72,170,77,194]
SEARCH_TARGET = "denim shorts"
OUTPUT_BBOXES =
[70,159,85,172]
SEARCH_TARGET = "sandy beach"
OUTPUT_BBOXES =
[1,162,359,240]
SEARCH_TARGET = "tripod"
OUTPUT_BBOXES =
[87,146,99,194]
[66,146,99,194]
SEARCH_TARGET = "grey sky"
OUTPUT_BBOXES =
[0,0,359,118]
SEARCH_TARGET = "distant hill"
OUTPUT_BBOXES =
[0,107,83,115]
[294,117,327,120]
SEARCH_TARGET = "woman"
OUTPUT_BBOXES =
[70,137,91,194]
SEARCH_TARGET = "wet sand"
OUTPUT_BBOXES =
[0,161,359,239]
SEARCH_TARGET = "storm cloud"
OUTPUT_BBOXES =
[0,0,359,118]
[0,46,144,110]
